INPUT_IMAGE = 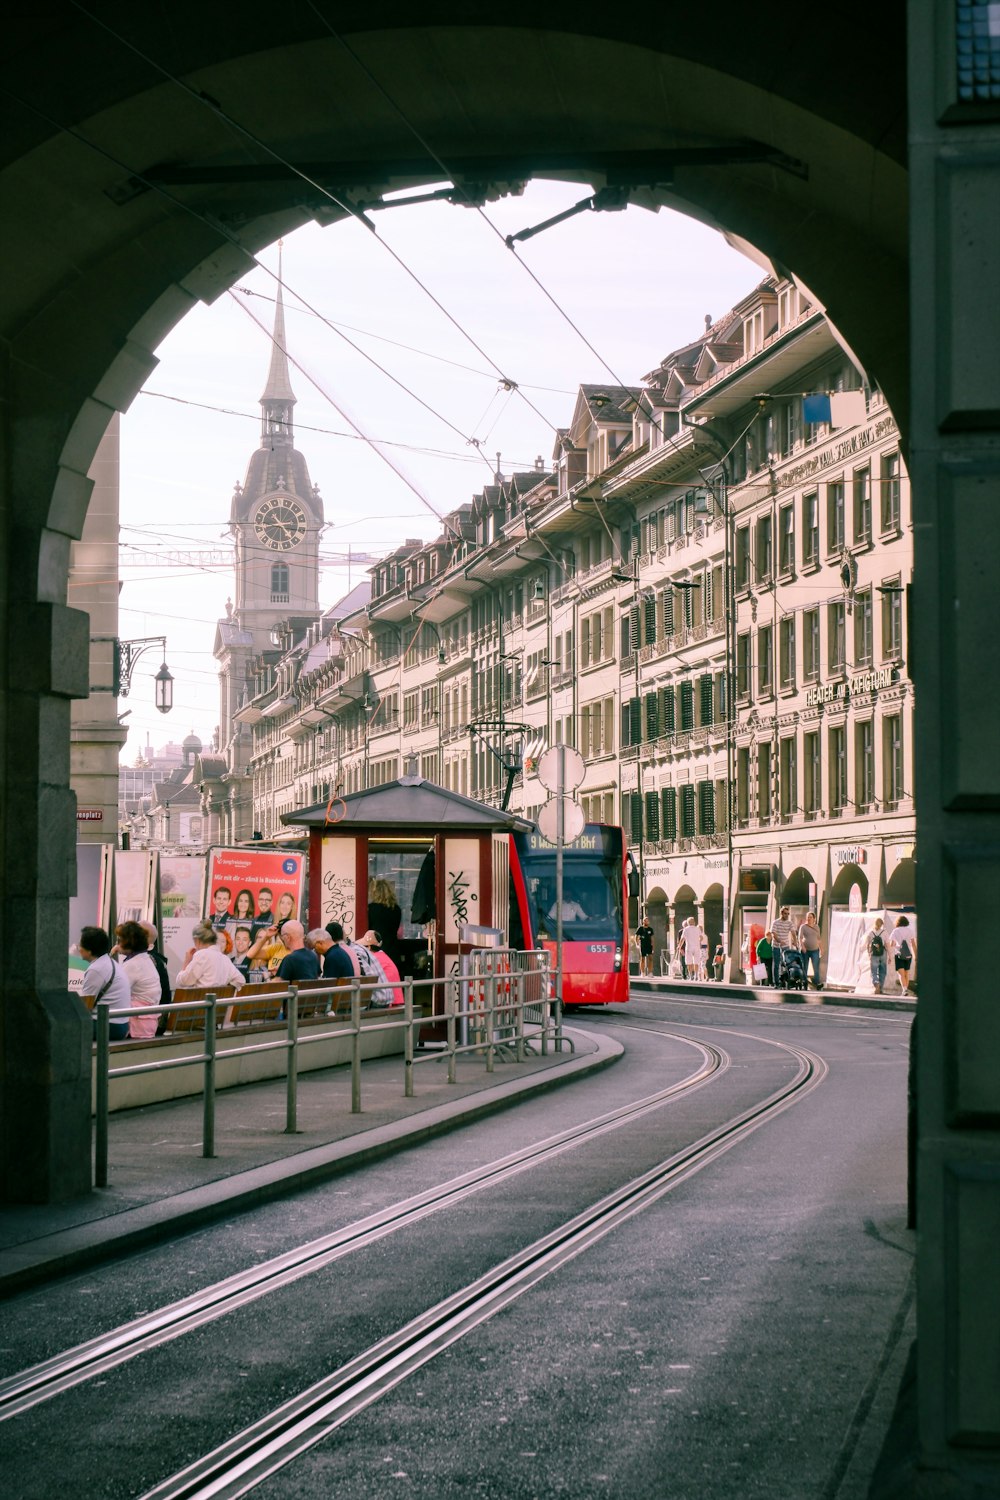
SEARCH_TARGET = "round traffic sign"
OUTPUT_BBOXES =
[537,796,586,845]
[537,743,586,793]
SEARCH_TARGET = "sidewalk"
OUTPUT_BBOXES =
[629,972,918,1013]
[0,1027,620,1296]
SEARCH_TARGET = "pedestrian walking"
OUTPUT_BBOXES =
[890,915,916,996]
[756,930,775,986]
[865,916,888,994]
[635,912,654,976]
[798,910,823,991]
[713,942,725,982]
[681,915,706,981]
[771,906,798,974]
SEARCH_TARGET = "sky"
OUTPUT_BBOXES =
[117,180,762,762]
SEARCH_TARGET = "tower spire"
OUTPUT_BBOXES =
[260,240,296,447]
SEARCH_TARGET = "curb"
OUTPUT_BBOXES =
[0,1032,622,1298]
[627,978,916,1014]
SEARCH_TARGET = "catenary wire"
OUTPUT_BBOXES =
[67,1,563,442]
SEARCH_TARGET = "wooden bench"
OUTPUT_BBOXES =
[166,985,236,1033]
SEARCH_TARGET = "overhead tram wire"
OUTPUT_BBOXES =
[232,285,577,397]
[227,287,497,488]
[316,9,735,528]
[16,15,644,607]
[67,1,564,445]
[139,390,535,467]
[0,89,471,550]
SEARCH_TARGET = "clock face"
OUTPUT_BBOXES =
[253,497,308,551]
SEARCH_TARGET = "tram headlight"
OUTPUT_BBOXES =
[613,945,623,971]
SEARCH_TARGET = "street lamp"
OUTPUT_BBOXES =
[92,634,174,713]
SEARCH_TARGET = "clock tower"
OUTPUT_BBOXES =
[213,248,323,820]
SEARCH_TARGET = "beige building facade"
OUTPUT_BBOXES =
[234,277,913,985]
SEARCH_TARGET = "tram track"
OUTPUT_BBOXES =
[0,1032,725,1424]
[137,1037,827,1500]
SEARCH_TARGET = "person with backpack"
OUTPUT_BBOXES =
[890,915,916,996]
[866,916,888,994]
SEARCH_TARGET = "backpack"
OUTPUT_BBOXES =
[898,939,911,960]
[870,933,884,956]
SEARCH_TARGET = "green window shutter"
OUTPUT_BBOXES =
[699,673,714,726]
[680,784,696,837]
[680,680,695,730]
[661,786,677,839]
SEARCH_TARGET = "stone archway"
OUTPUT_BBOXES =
[1,6,998,1489]
[0,9,910,1209]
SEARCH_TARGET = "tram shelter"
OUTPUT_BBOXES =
[282,773,533,1014]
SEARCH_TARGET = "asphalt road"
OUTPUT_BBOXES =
[0,994,914,1500]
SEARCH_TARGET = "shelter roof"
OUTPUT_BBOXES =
[282,775,534,832]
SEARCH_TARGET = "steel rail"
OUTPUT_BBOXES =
[138,1040,827,1500]
[0,1035,725,1422]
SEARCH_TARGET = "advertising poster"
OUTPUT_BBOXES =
[159,854,207,986]
[68,842,111,992]
[204,847,306,946]
[113,849,157,926]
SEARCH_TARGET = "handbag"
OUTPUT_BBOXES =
[751,961,767,982]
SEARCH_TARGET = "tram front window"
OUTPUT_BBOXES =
[531,864,620,939]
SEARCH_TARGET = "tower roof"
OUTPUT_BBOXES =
[260,244,296,408]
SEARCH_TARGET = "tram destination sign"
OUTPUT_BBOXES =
[805,665,895,707]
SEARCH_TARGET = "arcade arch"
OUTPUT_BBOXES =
[884,856,916,909]
[830,862,869,910]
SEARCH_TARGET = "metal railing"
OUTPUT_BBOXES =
[93,953,559,1186]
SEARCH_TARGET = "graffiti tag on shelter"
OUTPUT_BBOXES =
[447,868,477,929]
[322,869,355,937]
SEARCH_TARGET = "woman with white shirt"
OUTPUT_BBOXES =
[175,922,247,992]
[114,920,165,1039]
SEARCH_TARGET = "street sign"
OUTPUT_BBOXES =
[537,796,585,845]
[537,744,585,793]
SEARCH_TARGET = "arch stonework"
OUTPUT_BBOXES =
[0,4,996,1490]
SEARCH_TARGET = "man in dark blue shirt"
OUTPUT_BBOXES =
[308,926,355,979]
[275,921,320,983]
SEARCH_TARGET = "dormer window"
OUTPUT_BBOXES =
[744,308,766,355]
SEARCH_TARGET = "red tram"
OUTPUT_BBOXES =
[508,823,629,1005]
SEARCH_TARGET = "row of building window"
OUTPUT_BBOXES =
[736,585,903,698]
[622,710,905,844]
[733,454,902,590]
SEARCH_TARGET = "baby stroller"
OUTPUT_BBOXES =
[776,947,808,993]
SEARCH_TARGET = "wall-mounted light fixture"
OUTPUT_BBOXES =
[92,634,174,713]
